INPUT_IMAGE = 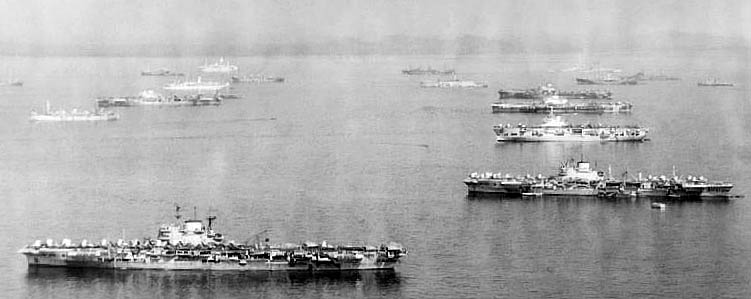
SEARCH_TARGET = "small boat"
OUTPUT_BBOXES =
[521,192,542,197]
[30,101,119,122]
[651,202,666,209]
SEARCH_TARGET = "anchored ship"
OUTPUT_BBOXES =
[492,97,632,114]
[97,90,221,107]
[697,78,733,87]
[30,101,119,122]
[464,160,736,199]
[141,68,185,77]
[494,112,648,142]
[199,57,239,73]
[231,75,285,83]
[420,77,488,88]
[164,77,229,92]
[19,209,407,272]
[498,83,612,100]
[401,66,455,75]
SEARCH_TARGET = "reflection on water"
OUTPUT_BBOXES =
[24,268,402,299]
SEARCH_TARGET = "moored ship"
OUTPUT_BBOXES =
[401,66,455,75]
[498,83,612,100]
[164,77,229,92]
[96,90,221,107]
[420,77,488,88]
[199,57,239,73]
[231,74,285,83]
[492,98,632,114]
[464,160,737,199]
[141,68,185,76]
[494,113,648,142]
[19,209,407,272]
[697,78,733,87]
[30,101,119,122]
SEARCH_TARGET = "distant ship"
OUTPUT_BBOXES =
[464,159,737,199]
[96,90,221,107]
[30,101,119,122]
[401,66,455,75]
[231,74,285,83]
[633,71,680,81]
[199,57,239,73]
[697,78,733,87]
[576,73,639,85]
[19,208,408,272]
[0,79,23,87]
[164,77,229,92]
[141,67,185,77]
[492,97,633,114]
[498,83,611,100]
[420,77,487,88]
[494,112,648,142]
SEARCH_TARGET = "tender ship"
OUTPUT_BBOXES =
[401,66,455,75]
[492,96,633,114]
[420,77,488,88]
[498,83,612,100]
[494,113,648,142]
[464,160,736,199]
[96,90,221,107]
[199,57,239,73]
[697,78,733,87]
[19,209,407,272]
[30,101,119,122]
[231,75,285,83]
[164,77,229,92]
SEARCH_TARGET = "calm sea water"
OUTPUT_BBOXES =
[1,51,751,298]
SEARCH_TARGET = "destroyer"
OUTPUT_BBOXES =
[30,101,118,122]
[19,209,407,272]
[494,112,648,142]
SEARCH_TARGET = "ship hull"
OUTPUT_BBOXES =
[22,253,398,272]
[496,135,646,142]
[491,103,632,114]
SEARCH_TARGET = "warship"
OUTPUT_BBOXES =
[420,77,488,88]
[494,112,648,142]
[498,83,612,100]
[96,90,221,107]
[697,78,733,87]
[401,66,455,75]
[30,101,119,122]
[492,97,633,114]
[464,160,737,199]
[231,75,285,83]
[199,57,239,73]
[19,209,407,272]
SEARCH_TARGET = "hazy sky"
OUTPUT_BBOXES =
[0,0,748,46]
